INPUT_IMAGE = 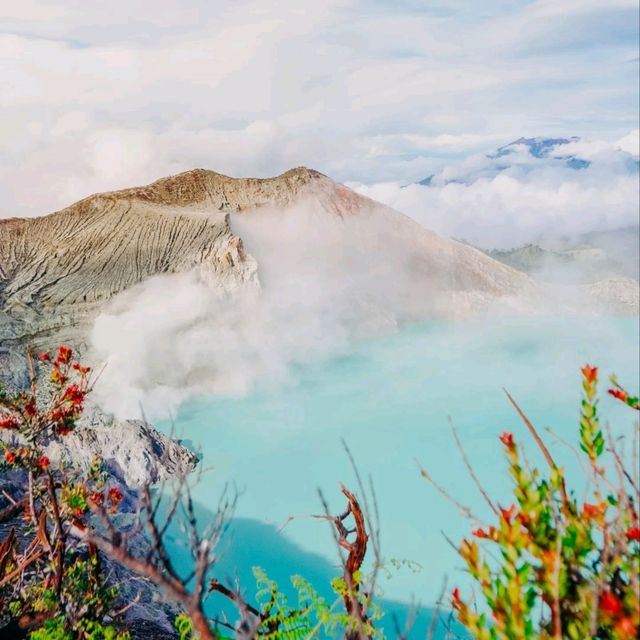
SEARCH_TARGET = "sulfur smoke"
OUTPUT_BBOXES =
[89,199,453,420]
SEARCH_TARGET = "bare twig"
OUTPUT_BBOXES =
[503,389,569,504]
[448,417,499,517]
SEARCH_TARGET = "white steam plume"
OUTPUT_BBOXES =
[89,199,451,420]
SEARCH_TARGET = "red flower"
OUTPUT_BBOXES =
[37,455,50,470]
[4,450,16,464]
[608,388,629,403]
[0,417,19,430]
[582,502,605,519]
[56,346,73,365]
[499,504,516,524]
[62,384,85,405]
[472,526,497,540]
[55,423,74,436]
[38,351,51,362]
[625,526,640,542]
[581,364,598,383]
[599,591,623,617]
[451,587,461,607]
[24,399,37,418]
[499,432,514,448]
[108,487,123,506]
[616,617,638,638]
[90,491,105,506]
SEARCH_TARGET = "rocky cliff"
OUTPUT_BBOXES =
[0,166,542,351]
[2,165,637,353]
[0,167,306,348]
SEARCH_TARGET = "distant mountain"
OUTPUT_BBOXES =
[481,225,640,285]
[415,135,637,187]
[492,136,590,169]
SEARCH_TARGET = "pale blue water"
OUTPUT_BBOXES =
[159,315,639,634]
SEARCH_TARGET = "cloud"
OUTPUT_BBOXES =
[616,129,640,156]
[352,133,640,249]
[89,198,455,418]
[0,0,638,217]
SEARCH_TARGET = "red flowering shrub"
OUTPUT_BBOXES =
[0,347,129,639]
[440,366,639,639]
[1,346,383,640]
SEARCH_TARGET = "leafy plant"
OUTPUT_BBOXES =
[433,366,639,639]
[239,567,384,639]
[0,347,128,638]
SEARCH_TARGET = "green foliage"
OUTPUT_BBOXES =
[449,366,639,639]
[174,613,195,640]
[28,616,131,640]
[247,567,385,639]
[0,347,127,638]
[252,567,320,639]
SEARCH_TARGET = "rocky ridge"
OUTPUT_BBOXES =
[0,168,326,485]
[0,402,198,487]
[0,165,545,354]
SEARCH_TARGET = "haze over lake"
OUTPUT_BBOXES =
[159,314,639,608]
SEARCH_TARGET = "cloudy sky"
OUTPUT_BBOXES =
[1,0,638,219]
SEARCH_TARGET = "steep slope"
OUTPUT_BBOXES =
[5,165,626,357]
[0,168,533,335]
[0,167,634,467]
[0,168,327,346]
[282,171,539,310]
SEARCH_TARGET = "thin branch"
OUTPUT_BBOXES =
[448,417,499,517]
[417,462,484,524]
[503,389,569,503]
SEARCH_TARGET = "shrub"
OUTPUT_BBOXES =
[0,347,129,639]
[440,366,639,639]
[4,347,637,639]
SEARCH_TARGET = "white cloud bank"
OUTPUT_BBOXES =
[352,132,639,249]
[1,0,638,217]
[86,133,639,419]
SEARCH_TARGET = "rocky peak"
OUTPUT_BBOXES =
[99,166,326,210]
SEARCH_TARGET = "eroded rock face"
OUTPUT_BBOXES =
[47,404,199,487]
[0,400,198,487]
[0,165,540,355]
[583,277,640,315]
[0,168,285,347]
[3,165,634,350]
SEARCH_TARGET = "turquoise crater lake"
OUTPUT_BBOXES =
[158,315,639,630]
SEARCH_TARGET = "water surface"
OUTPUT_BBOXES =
[159,315,639,623]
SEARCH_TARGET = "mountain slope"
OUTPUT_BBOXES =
[0,169,328,345]
[5,166,634,357]
[0,168,328,313]
[0,167,539,339]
